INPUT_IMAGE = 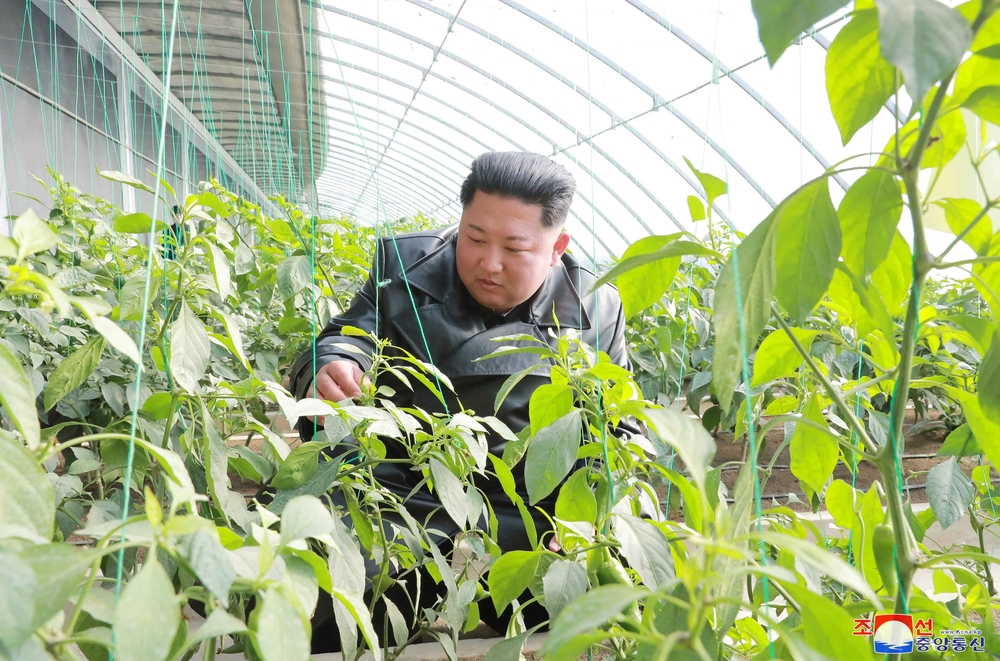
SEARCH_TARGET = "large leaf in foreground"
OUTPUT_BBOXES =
[774,178,841,323]
[524,410,582,505]
[0,345,40,449]
[875,0,972,107]
[713,212,778,412]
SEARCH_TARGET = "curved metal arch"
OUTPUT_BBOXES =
[313,12,686,235]
[319,33,701,231]
[498,0,846,194]
[320,97,479,182]
[323,132,456,207]
[319,67,637,249]
[315,163,438,221]
[323,111,468,191]
[398,0,777,212]
[315,40,687,237]
[321,138,455,211]
[315,177,422,223]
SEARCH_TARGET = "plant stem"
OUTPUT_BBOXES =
[46,433,136,460]
[937,255,1000,269]
[771,308,879,455]
[840,369,898,399]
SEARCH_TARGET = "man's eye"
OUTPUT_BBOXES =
[506,248,524,253]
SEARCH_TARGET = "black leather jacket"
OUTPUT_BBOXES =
[288,225,632,504]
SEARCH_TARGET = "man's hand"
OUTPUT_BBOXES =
[313,360,365,402]
[307,361,365,425]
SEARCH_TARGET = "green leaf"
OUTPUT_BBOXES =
[90,316,140,364]
[187,608,247,645]
[204,241,231,300]
[687,195,706,222]
[276,256,312,301]
[44,337,106,411]
[751,0,850,65]
[140,392,174,420]
[19,544,95,632]
[541,585,645,657]
[712,213,778,412]
[938,423,980,457]
[201,402,229,514]
[774,178,841,323]
[935,198,992,256]
[542,560,588,620]
[255,586,310,661]
[488,550,541,613]
[529,383,575,437]
[0,551,36,653]
[683,157,727,212]
[613,514,675,589]
[330,588,382,661]
[875,0,972,107]
[961,84,1000,124]
[118,276,148,322]
[193,191,230,218]
[826,9,900,145]
[178,528,235,602]
[430,457,470,528]
[270,443,324,490]
[555,468,597,525]
[878,104,966,170]
[926,456,975,530]
[235,242,255,275]
[484,632,530,661]
[12,209,57,261]
[642,407,716,492]
[947,386,1000,472]
[99,169,154,193]
[610,235,681,319]
[869,231,913,315]
[839,170,903,283]
[753,532,879,606]
[782,584,877,661]
[824,479,858,530]
[789,394,838,494]
[169,302,210,392]
[592,239,714,293]
[751,328,820,386]
[280,495,334,546]
[0,236,16,259]
[113,212,159,234]
[980,331,1000,426]
[112,558,180,661]
[524,409,582,505]
[0,346,40,449]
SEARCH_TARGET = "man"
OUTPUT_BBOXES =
[287,151,631,651]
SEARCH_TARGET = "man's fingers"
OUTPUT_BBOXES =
[335,363,362,399]
[315,370,348,402]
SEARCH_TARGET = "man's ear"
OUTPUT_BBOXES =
[550,231,571,266]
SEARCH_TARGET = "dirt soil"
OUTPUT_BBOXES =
[658,408,993,516]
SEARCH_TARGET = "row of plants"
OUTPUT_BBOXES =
[3,0,1000,659]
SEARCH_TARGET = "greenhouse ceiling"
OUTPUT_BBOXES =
[89,0,907,259]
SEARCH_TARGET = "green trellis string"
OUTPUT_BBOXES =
[663,270,694,515]
[111,2,182,660]
[847,339,864,567]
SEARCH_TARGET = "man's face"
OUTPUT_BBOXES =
[456,191,571,313]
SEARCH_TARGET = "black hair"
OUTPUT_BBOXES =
[459,151,576,228]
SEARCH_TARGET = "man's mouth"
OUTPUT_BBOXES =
[478,279,502,290]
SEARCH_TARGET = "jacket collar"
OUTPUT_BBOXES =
[403,230,592,330]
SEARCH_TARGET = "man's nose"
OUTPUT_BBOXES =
[481,249,503,273]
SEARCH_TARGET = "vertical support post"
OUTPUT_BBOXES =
[0,97,9,235]
[117,62,136,212]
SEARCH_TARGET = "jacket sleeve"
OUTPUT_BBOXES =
[288,241,387,400]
